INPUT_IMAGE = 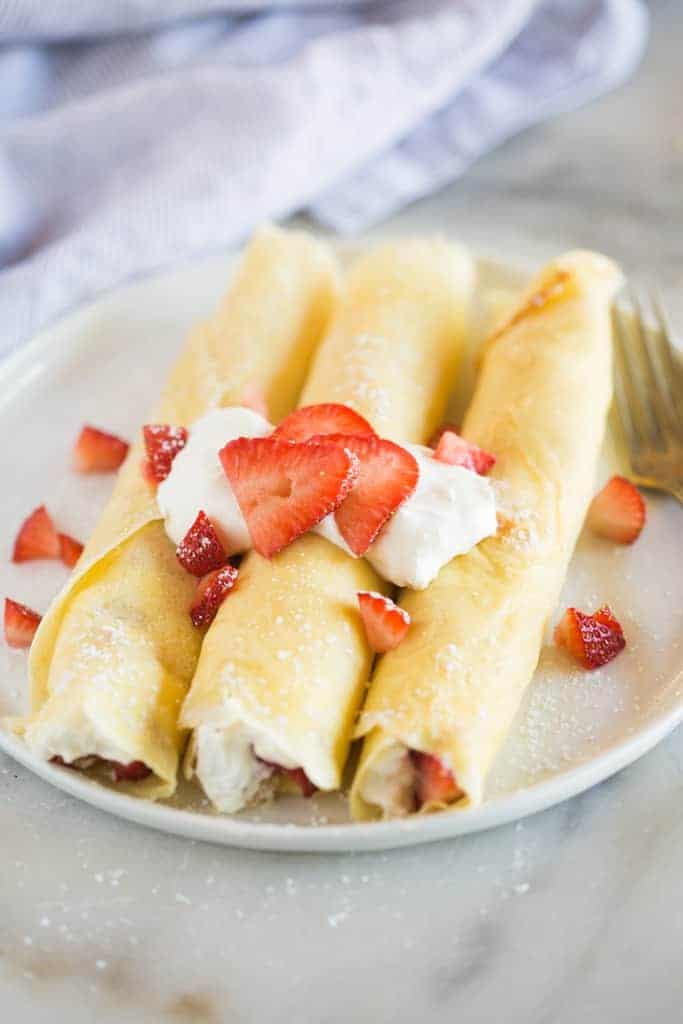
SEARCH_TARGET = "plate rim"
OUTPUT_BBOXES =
[1,244,681,852]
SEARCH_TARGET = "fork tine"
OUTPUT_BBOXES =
[628,288,669,447]
[651,290,683,432]
[612,305,643,454]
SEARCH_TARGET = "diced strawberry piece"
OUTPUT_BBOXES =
[73,425,129,473]
[272,403,375,443]
[176,511,227,577]
[587,475,646,544]
[411,751,462,808]
[112,760,152,783]
[4,597,41,649]
[190,564,239,627]
[141,424,189,484]
[283,767,317,798]
[239,383,269,420]
[433,430,496,475]
[59,533,84,569]
[428,422,461,449]
[220,436,358,559]
[12,505,60,562]
[357,590,410,653]
[321,435,418,556]
[554,604,626,669]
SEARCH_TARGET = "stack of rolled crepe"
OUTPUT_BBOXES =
[181,238,476,811]
[351,250,622,819]
[21,226,340,797]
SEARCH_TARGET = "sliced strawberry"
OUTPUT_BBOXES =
[411,751,462,808]
[73,425,129,473]
[220,436,358,559]
[12,505,60,562]
[323,435,418,556]
[190,564,239,627]
[587,475,646,544]
[141,424,189,484]
[4,597,41,649]
[176,511,227,577]
[272,403,375,443]
[239,383,269,420]
[428,422,461,449]
[112,760,152,783]
[357,590,410,653]
[554,604,626,669]
[59,533,84,569]
[433,430,496,475]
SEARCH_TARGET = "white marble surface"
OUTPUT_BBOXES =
[2,2,682,1021]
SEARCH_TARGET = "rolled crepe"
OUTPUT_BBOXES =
[180,239,475,811]
[21,226,340,798]
[351,250,622,819]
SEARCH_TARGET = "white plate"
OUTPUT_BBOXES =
[1,246,681,852]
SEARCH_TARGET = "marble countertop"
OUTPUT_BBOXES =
[2,2,681,1021]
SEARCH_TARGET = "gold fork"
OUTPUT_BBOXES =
[612,291,683,504]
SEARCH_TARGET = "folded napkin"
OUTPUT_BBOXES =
[0,0,647,356]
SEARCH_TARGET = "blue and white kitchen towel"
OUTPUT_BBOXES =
[0,0,648,354]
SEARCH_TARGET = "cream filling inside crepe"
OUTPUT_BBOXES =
[26,705,131,768]
[359,741,415,818]
[157,408,497,589]
[191,722,298,813]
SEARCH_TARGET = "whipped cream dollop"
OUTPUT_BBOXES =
[359,741,416,818]
[157,407,497,589]
[191,721,298,813]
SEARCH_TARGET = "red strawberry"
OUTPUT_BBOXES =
[587,475,646,544]
[411,751,462,808]
[73,425,129,473]
[324,435,418,556]
[112,760,152,783]
[176,511,227,577]
[4,597,41,649]
[12,505,60,562]
[59,533,84,569]
[428,422,461,449]
[433,430,496,475]
[554,604,626,669]
[272,403,375,443]
[190,564,239,627]
[240,383,269,420]
[357,590,410,653]
[142,424,189,484]
[220,436,358,559]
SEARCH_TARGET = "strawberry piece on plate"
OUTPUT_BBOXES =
[411,751,462,808]
[190,564,239,627]
[73,425,129,473]
[239,383,269,420]
[112,760,152,783]
[587,475,646,544]
[142,424,189,484]
[323,435,418,556]
[12,505,60,562]
[4,597,42,648]
[554,604,626,669]
[59,533,84,569]
[177,511,227,577]
[220,436,358,559]
[272,403,375,443]
[357,590,410,653]
[433,430,496,475]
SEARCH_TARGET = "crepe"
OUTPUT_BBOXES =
[20,226,340,798]
[180,238,475,809]
[351,250,622,819]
